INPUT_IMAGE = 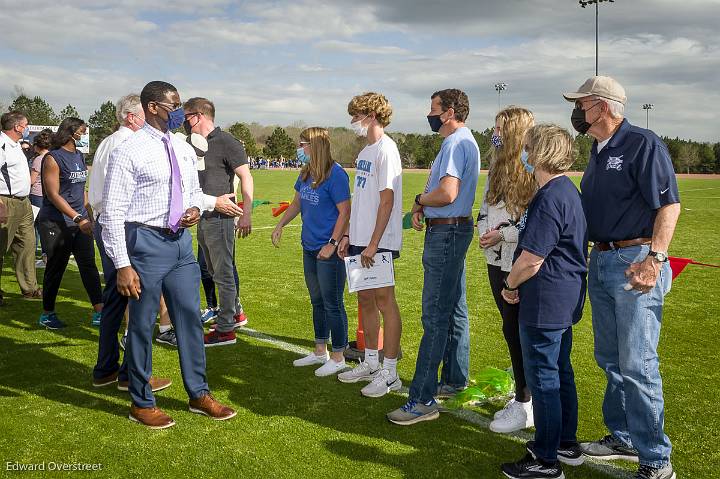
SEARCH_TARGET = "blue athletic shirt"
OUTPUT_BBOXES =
[515,175,588,329]
[580,119,679,242]
[38,147,89,227]
[423,127,480,218]
[294,163,351,251]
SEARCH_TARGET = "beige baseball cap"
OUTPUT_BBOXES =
[563,76,627,105]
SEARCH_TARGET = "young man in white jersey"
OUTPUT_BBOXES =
[337,92,403,397]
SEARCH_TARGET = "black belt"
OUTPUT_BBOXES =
[0,193,28,200]
[201,210,234,219]
[127,222,184,236]
[425,216,474,226]
[594,238,651,251]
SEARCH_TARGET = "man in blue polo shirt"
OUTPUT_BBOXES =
[387,88,479,425]
[563,76,680,479]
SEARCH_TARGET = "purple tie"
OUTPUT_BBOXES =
[162,134,184,232]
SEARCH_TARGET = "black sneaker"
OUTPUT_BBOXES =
[580,434,639,462]
[527,441,584,466]
[155,328,177,347]
[635,463,676,479]
[501,453,564,479]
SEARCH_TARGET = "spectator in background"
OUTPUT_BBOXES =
[272,127,351,377]
[37,117,103,329]
[499,124,587,479]
[0,111,42,307]
[30,129,53,263]
[477,106,537,434]
[21,140,34,163]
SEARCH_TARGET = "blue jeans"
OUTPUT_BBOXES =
[409,223,473,403]
[302,249,349,352]
[588,244,672,468]
[520,324,578,463]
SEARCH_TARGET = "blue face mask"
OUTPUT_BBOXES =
[521,150,534,173]
[491,134,503,148]
[166,107,185,130]
[22,127,30,139]
[296,147,310,165]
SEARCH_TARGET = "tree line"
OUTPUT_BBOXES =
[5,92,720,173]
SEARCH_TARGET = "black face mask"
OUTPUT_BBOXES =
[183,119,192,136]
[571,102,601,134]
[427,114,444,133]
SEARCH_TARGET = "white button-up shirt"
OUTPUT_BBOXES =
[87,126,134,220]
[100,123,203,269]
[0,131,31,197]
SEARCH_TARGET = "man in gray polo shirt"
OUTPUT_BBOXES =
[183,98,254,347]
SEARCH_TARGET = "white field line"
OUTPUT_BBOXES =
[679,186,720,193]
[237,327,632,479]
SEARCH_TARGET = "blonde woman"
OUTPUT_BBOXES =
[500,124,587,479]
[272,127,351,377]
[477,106,536,433]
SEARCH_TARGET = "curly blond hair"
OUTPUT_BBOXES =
[486,106,536,221]
[524,124,576,174]
[347,92,393,127]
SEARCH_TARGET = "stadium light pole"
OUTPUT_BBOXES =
[494,82,508,110]
[642,103,654,129]
[579,0,614,76]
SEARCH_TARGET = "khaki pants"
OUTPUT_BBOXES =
[0,196,39,295]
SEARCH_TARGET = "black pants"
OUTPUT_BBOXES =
[38,219,103,312]
[487,264,531,402]
[197,245,240,309]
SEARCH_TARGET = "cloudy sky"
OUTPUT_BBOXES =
[1,0,718,141]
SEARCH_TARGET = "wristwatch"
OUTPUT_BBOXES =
[72,214,84,224]
[414,194,423,206]
[503,278,518,291]
[648,250,668,262]
[328,238,339,247]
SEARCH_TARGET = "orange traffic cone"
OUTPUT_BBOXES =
[355,303,383,351]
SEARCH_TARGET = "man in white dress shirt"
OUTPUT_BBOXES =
[1,111,42,306]
[100,81,235,429]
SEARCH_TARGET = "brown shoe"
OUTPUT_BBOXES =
[189,394,236,421]
[92,371,119,387]
[128,405,175,430]
[117,376,172,393]
[22,289,42,300]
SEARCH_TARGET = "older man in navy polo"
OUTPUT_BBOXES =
[563,76,680,479]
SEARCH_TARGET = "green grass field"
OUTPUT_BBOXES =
[1,170,719,478]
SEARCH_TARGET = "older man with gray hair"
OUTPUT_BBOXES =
[563,76,680,479]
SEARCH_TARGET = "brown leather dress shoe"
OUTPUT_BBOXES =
[117,376,172,392]
[128,405,175,429]
[92,371,119,387]
[189,394,236,421]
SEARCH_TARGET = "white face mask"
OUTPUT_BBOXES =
[350,115,369,137]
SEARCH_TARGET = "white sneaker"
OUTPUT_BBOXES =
[494,397,516,419]
[314,359,346,377]
[293,352,329,367]
[489,399,534,433]
[361,368,402,398]
[337,361,380,383]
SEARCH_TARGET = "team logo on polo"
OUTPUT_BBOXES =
[606,155,624,171]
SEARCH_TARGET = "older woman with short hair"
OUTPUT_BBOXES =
[499,125,588,479]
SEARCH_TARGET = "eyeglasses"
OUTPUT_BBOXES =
[154,101,183,111]
[184,112,201,121]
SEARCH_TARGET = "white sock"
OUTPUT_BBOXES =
[365,349,379,369]
[158,324,172,333]
[384,357,398,379]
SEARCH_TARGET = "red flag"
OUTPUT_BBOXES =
[669,256,720,280]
